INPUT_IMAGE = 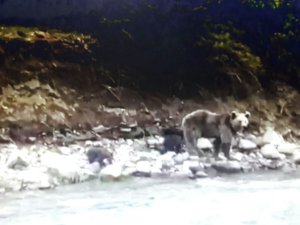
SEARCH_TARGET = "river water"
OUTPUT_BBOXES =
[1,171,300,225]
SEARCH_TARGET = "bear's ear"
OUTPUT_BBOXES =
[245,111,251,118]
[231,111,238,119]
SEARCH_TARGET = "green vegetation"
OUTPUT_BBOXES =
[0,26,96,44]
[1,0,300,98]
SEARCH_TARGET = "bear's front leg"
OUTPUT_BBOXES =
[213,137,221,159]
[221,143,231,159]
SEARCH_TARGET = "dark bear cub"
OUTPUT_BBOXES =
[160,127,184,154]
[86,147,112,167]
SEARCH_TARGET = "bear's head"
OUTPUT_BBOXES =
[230,111,250,132]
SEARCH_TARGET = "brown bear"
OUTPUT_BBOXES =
[181,109,250,159]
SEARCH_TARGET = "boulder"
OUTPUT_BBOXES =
[243,133,267,147]
[121,166,137,177]
[41,152,81,184]
[136,150,159,162]
[230,152,244,162]
[277,143,300,155]
[133,161,151,177]
[197,138,213,151]
[157,152,176,172]
[99,164,123,181]
[18,168,56,190]
[114,144,134,165]
[192,171,208,179]
[58,146,72,155]
[259,158,284,170]
[146,136,164,149]
[173,152,189,164]
[293,151,300,164]
[84,161,101,174]
[262,127,285,146]
[260,144,285,160]
[238,139,257,151]
[211,160,242,173]
[182,160,204,175]
[6,152,29,170]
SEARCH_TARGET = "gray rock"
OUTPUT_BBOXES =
[157,152,176,171]
[99,164,124,181]
[6,152,29,170]
[193,170,208,179]
[262,127,285,146]
[197,138,213,151]
[0,178,23,192]
[240,163,255,173]
[211,160,243,173]
[277,143,300,155]
[17,168,57,190]
[182,160,204,175]
[259,158,284,170]
[238,139,257,151]
[170,170,192,179]
[189,155,200,161]
[293,151,300,164]
[147,136,164,146]
[230,152,244,162]
[149,165,167,178]
[69,144,84,153]
[131,140,148,153]
[114,144,134,164]
[133,161,151,177]
[42,152,81,184]
[136,151,159,161]
[85,161,101,174]
[281,162,297,173]
[58,146,72,155]
[37,181,54,190]
[92,124,111,134]
[173,152,189,164]
[244,134,267,148]
[260,144,285,160]
[121,166,137,176]
[188,171,208,179]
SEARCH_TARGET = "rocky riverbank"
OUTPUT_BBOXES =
[0,55,300,193]
[1,125,300,193]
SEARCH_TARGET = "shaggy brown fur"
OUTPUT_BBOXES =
[181,109,250,159]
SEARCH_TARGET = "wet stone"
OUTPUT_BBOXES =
[211,160,243,173]
[260,144,285,160]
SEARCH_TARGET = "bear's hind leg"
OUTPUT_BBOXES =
[183,127,203,157]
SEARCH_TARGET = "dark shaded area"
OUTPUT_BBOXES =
[0,0,300,98]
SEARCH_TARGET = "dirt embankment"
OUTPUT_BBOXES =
[0,77,299,146]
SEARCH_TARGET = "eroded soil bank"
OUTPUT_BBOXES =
[1,77,300,144]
